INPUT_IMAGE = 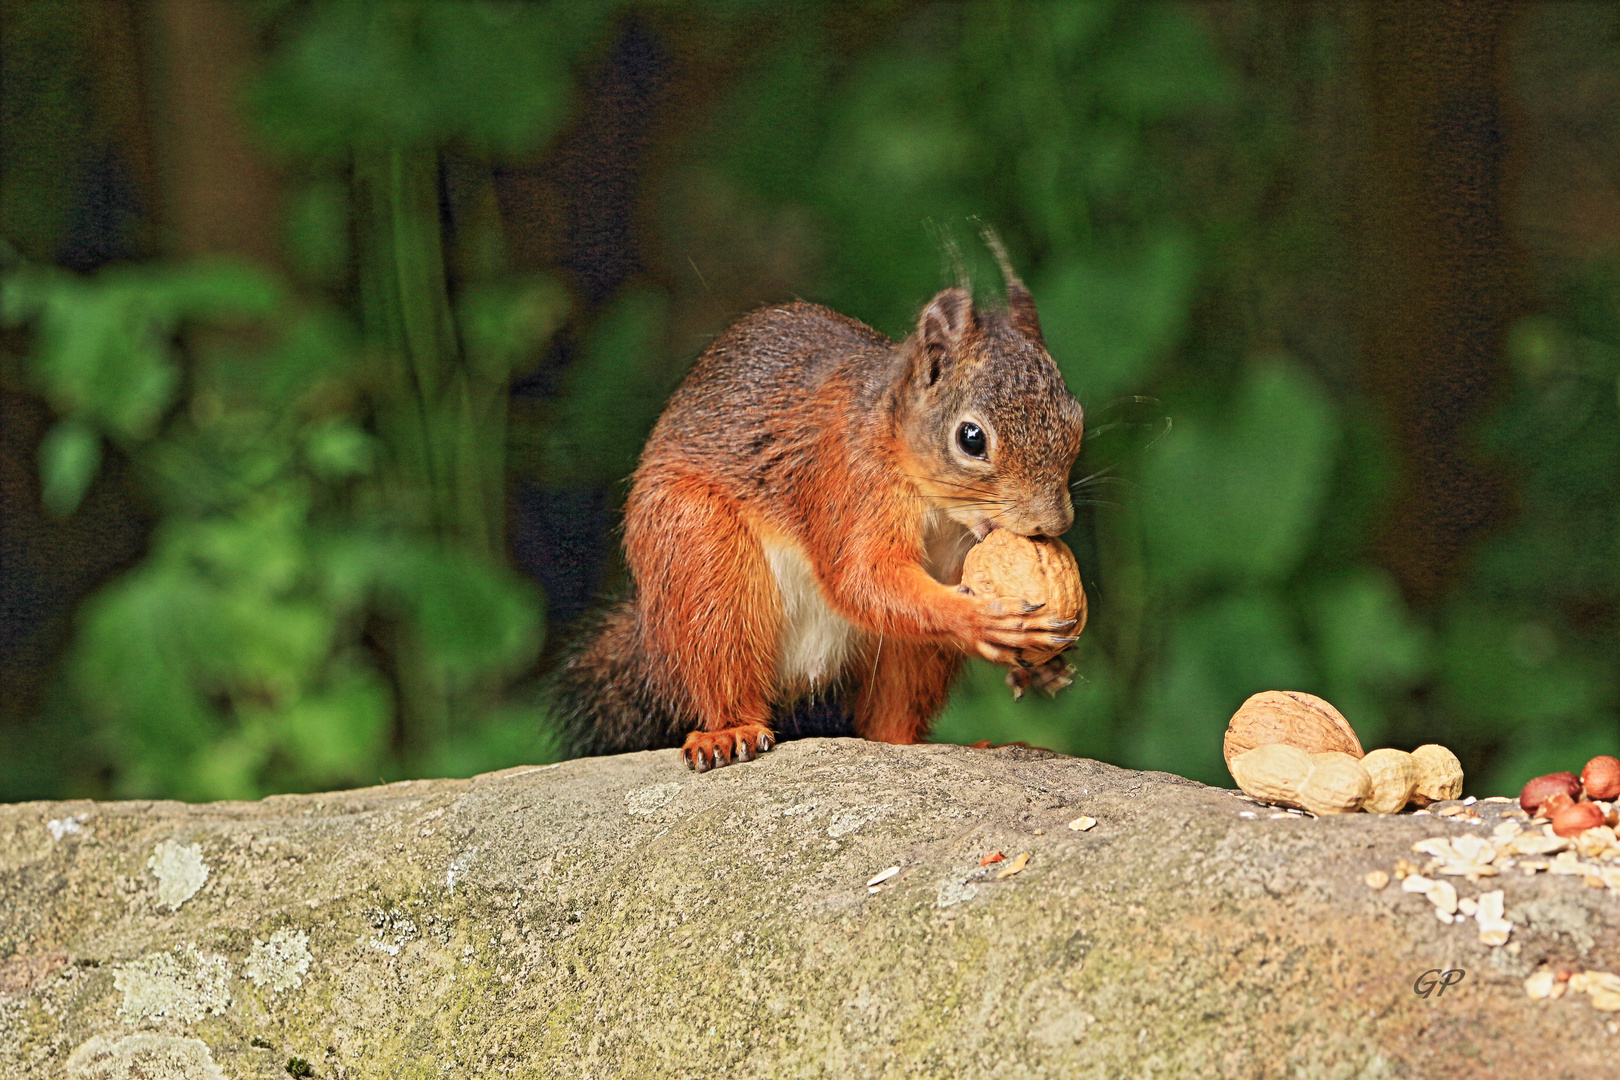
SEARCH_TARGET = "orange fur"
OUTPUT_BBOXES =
[853,638,963,744]
[552,278,1084,771]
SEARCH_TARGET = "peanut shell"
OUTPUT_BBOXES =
[1359,748,1418,814]
[1297,751,1372,815]
[1409,744,1464,806]
[1228,743,1312,808]
[960,531,1086,665]
[1223,690,1363,767]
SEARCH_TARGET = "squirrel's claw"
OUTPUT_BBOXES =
[682,724,776,771]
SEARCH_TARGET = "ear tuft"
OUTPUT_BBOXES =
[917,287,974,386]
[980,225,1044,346]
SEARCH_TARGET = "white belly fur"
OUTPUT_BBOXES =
[761,536,859,697]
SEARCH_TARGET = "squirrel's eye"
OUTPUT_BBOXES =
[956,422,987,459]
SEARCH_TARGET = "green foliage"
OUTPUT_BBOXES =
[525,287,674,486]
[1445,262,1620,795]
[5,0,1613,805]
[6,255,552,799]
[1038,230,1198,403]
[253,0,612,158]
[1140,361,1338,589]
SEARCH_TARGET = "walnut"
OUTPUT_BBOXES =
[1222,691,1363,767]
[960,531,1086,665]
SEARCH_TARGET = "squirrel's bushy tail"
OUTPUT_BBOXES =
[547,597,689,757]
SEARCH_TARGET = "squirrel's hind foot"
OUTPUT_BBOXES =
[682,724,776,772]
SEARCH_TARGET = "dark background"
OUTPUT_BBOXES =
[1,0,1615,802]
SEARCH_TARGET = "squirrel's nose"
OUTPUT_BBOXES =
[1040,493,1074,537]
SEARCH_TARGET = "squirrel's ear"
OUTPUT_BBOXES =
[1004,280,1044,347]
[981,225,1043,346]
[916,287,975,387]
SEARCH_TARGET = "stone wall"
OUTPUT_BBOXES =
[2,739,1615,1078]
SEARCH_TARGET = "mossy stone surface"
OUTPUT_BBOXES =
[2,739,1616,1077]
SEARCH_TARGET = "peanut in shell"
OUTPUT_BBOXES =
[1409,744,1465,806]
[1359,748,1419,814]
[1228,744,1370,815]
[1228,743,1312,808]
[1299,752,1372,815]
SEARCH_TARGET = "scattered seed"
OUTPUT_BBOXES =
[1364,870,1389,890]
[866,866,900,888]
[1068,816,1097,831]
[995,852,1030,879]
[1525,969,1566,1000]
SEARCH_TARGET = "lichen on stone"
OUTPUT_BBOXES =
[244,927,312,992]
[66,1034,227,1080]
[113,945,231,1022]
[148,839,208,910]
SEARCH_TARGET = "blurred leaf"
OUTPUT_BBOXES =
[417,703,559,779]
[1436,605,1606,735]
[456,274,569,381]
[302,419,376,480]
[1141,358,1339,588]
[260,307,364,407]
[1130,591,1314,784]
[1039,229,1198,404]
[38,418,101,516]
[1094,5,1235,118]
[277,665,392,782]
[1305,567,1429,747]
[286,179,352,285]
[539,287,672,484]
[16,261,282,442]
[254,0,607,157]
[372,541,544,691]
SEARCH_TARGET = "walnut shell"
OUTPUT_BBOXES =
[1409,744,1464,806]
[960,530,1086,665]
[1223,691,1363,768]
[1359,748,1418,814]
[1298,752,1372,815]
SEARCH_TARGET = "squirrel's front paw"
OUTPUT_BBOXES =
[959,591,1080,667]
[683,724,775,772]
[1004,655,1075,700]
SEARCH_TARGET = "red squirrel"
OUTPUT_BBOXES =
[552,242,1084,770]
